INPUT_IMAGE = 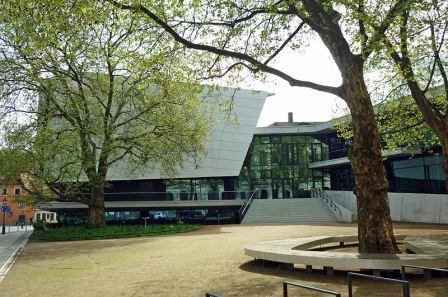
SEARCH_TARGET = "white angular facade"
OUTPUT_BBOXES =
[107,87,269,180]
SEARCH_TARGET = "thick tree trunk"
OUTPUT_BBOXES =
[88,186,105,228]
[344,60,400,254]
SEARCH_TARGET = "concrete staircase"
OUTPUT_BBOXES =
[241,198,337,224]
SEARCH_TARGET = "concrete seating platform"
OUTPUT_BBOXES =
[245,235,448,274]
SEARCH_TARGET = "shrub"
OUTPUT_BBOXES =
[30,223,200,241]
[33,221,47,231]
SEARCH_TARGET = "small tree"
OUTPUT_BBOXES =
[0,1,209,227]
[370,1,448,190]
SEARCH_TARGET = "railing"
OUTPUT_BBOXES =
[311,188,343,217]
[1,225,34,233]
[84,190,253,201]
[401,265,448,280]
[347,272,410,297]
[238,189,258,223]
[205,293,221,297]
[283,281,341,297]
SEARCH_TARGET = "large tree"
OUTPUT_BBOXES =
[0,1,209,227]
[105,0,411,253]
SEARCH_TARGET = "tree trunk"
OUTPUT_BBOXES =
[88,186,105,228]
[344,60,400,254]
[441,140,448,193]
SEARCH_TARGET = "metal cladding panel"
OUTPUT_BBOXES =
[107,87,268,180]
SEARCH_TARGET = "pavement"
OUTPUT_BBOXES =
[0,230,32,283]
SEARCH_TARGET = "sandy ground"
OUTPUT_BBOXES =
[1,222,448,297]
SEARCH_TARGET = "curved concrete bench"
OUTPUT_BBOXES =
[245,235,448,272]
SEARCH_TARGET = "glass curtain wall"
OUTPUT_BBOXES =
[165,179,225,200]
[328,155,446,193]
[389,155,445,193]
[238,135,329,198]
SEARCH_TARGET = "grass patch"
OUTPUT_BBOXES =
[30,224,200,241]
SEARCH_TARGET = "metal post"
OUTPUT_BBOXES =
[348,275,353,297]
[1,209,5,234]
[283,282,288,297]
[403,282,410,297]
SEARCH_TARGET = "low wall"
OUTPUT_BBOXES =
[326,191,448,224]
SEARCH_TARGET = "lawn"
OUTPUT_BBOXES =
[30,224,200,241]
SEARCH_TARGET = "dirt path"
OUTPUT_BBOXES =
[1,223,447,296]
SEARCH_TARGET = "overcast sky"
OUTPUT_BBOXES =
[238,37,348,127]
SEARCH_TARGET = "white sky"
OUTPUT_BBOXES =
[239,37,348,127]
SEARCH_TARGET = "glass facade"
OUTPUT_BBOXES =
[328,166,355,191]
[315,133,447,194]
[238,135,329,198]
[325,154,446,194]
[388,155,445,193]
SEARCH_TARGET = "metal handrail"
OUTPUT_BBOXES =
[348,272,410,297]
[76,190,250,201]
[401,264,448,280]
[205,293,221,297]
[314,188,343,217]
[283,281,341,297]
[238,189,258,222]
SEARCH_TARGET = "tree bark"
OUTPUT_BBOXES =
[344,60,400,254]
[441,140,448,192]
[88,186,106,228]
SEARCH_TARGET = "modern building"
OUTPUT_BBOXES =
[40,87,447,224]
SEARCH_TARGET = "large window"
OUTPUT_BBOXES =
[239,135,329,198]
[390,155,445,193]
[328,155,446,193]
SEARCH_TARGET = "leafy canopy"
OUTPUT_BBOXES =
[0,0,210,202]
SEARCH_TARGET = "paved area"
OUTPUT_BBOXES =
[1,223,447,296]
[0,231,31,282]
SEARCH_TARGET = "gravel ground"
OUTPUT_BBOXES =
[1,222,447,297]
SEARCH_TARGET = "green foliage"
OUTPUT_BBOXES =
[334,89,445,151]
[0,1,210,205]
[30,224,200,241]
[33,221,48,231]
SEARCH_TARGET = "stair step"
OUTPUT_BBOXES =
[241,198,337,224]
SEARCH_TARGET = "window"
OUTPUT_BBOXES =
[282,144,299,164]
[260,170,270,179]
[260,136,270,144]
[36,213,41,220]
[1,188,6,196]
[14,188,21,196]
[270,136,281,143]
